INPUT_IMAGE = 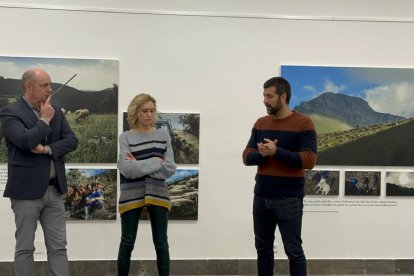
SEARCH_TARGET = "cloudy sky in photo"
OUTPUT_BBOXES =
[282,65,414,118]
[386,172,414,188]
[0,56,118,91]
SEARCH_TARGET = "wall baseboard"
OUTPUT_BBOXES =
[0,259,413,275]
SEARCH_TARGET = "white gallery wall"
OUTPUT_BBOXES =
[1,0,414,261]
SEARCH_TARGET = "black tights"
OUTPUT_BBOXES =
[117,206,169,276]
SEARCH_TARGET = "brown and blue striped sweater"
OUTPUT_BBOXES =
[243,111,317,198]
[117,128,176,214]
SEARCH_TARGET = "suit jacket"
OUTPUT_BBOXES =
[0,97,78,199]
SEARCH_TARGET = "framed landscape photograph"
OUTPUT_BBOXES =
[167,169,199,220]
[123,112,200,165]
[282,65,414,166]
[119,169,199,220]
[0,56,119,163]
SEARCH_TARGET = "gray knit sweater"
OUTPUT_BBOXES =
[117,128,176,214]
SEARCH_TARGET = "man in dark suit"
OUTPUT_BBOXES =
[0,68,78,276]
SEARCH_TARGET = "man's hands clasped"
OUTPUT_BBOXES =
[257,138,277,157]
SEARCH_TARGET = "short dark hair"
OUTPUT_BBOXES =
[263,77,291,104]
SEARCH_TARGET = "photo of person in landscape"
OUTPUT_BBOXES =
[64,168,117,220]
[345,171,381,196]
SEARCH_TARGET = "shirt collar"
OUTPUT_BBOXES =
[22,96,40,113]
[23,96,38,111]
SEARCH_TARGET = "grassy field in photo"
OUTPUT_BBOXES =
[0,141,6,163]
[0,113,118,164]
[66,113,117,163]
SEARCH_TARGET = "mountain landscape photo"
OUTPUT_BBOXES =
[294,92,405,129]
[0,56,119,163]
[293,92,413,166]
[282,65,414,166]
[0,76,118,114]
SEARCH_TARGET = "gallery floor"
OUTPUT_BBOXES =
[1,259,414,275]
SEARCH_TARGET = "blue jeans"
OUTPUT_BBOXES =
[253,195,306,276]
[117,206,170,276]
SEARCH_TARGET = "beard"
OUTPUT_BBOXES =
[266,98,282,115]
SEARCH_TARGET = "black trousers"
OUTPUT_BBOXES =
[117,206,170,276]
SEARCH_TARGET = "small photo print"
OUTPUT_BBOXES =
[64,168,117,220]
[386,171,414,196]
[344,171,381,196]
[168,169,199,220]
[304,170,339,196]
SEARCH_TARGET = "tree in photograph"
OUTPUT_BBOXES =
[67,169,83,185]
[178,114,199,139]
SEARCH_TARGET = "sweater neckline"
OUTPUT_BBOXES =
[270,110,297,122]
[129,128,157,135]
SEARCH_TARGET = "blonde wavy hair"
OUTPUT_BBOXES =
[127,93,158,129]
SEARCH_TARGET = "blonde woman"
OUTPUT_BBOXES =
[117,94,176,276]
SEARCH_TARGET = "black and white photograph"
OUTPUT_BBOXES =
[386,171,414,196]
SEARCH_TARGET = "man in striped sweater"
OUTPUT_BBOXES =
[243,77,317,276]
